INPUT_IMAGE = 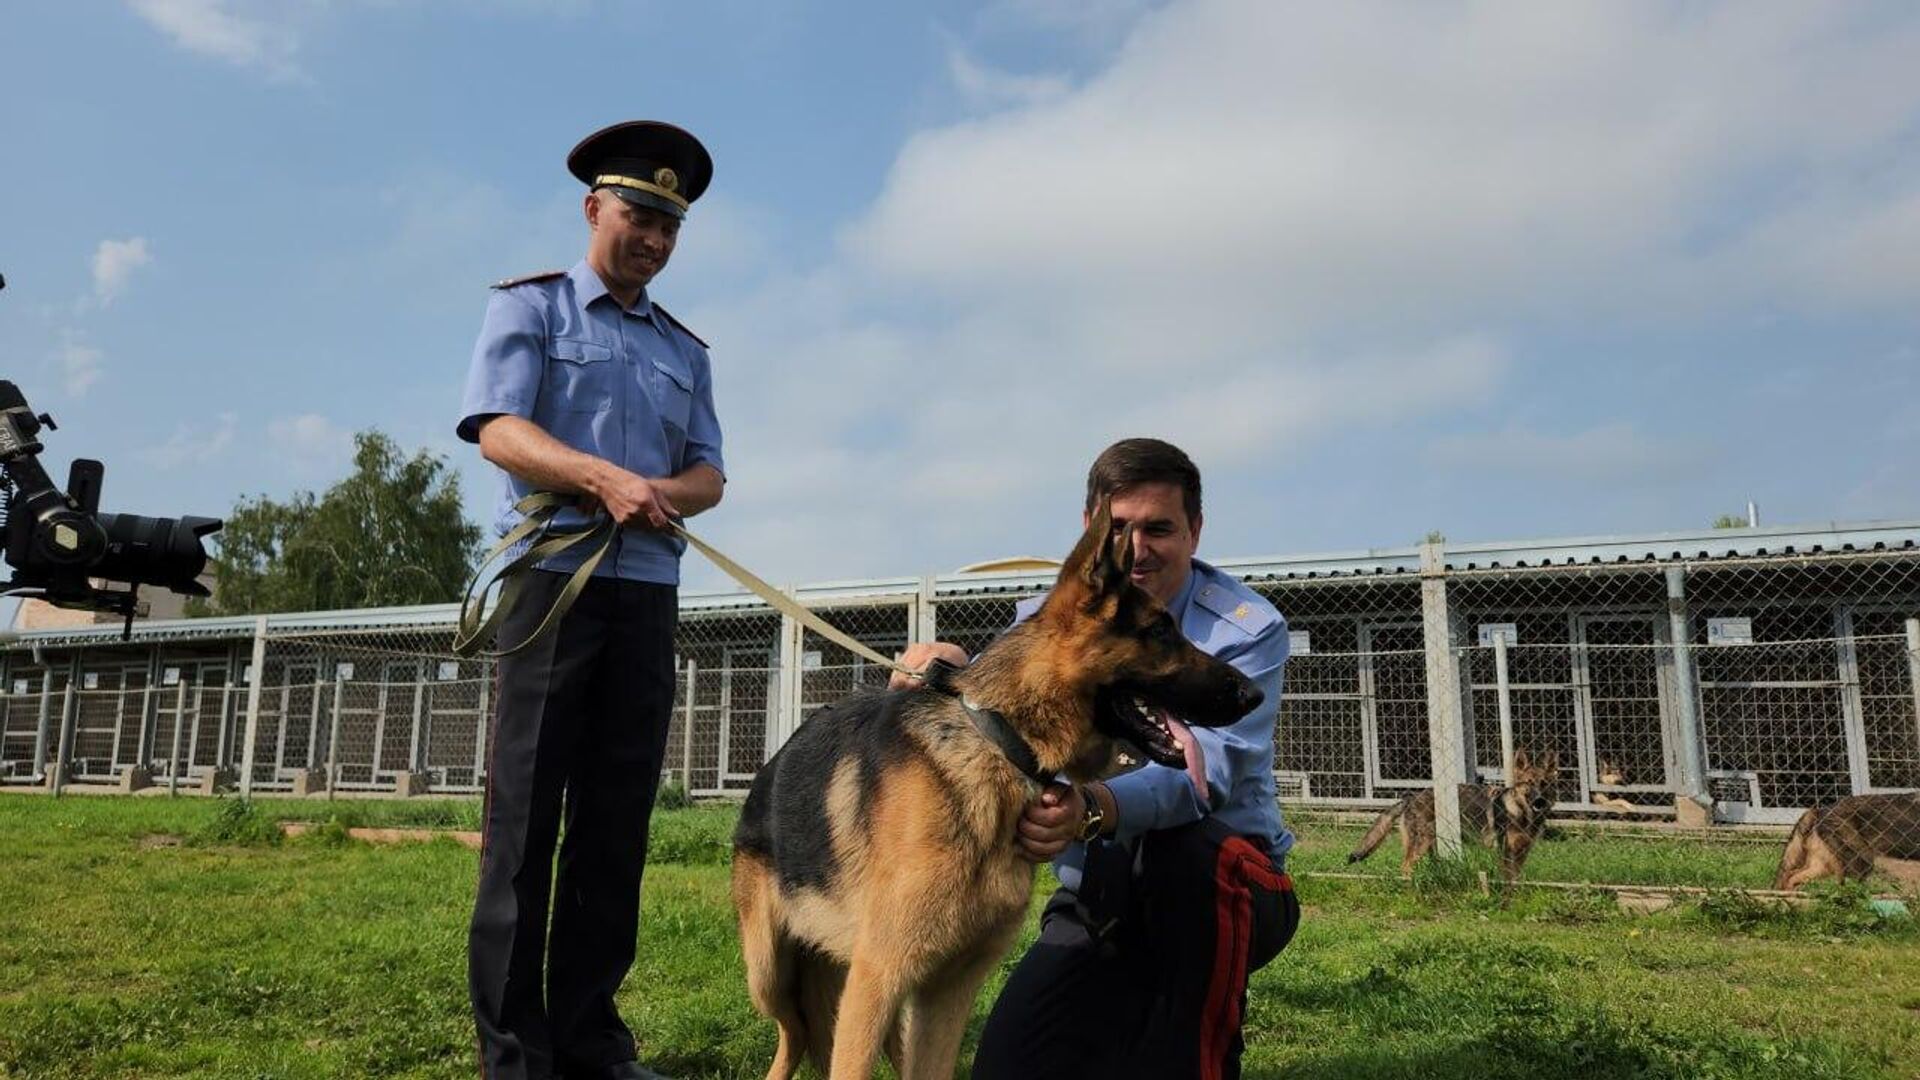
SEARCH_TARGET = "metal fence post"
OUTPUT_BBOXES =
[136,646,160,768]
[1419,540,1466,858]
[775,606,802,752]
[325,668,346,800]
[51,658,80,796]
[682,658,698,787]
[30,667,53,783]
[408,667,428,775]
[915,575,939,645]
[1664,566,1710,812]
[168,678,187,796]
[1492,631,1515,778]
[238,615,268,797]
[1906,618,1920,761]
[1836,608,1873,796]
[473,667,491,787]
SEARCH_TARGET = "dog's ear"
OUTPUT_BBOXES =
[1083,498,1131,592]
[1511,746,1531,775]
[1539,750,1559,777]
[1058,497,1114,601]
[1057,497,1136,609]
[1101,521,1137,595]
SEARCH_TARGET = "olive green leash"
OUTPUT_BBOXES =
[452,492,617,658]
[453,492,916,677]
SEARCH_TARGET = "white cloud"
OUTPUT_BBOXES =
[57,339,105,397]
[125,0,593,80]
[946,44,1072,111]
[268,413,355,477]
[140,411,238,468]
[658,0,1920,584]
[852,1,1920,326]
[1429,423,1686,482]
[977,0,1161,45]
[126,0,303,78]
[91,238,151,306]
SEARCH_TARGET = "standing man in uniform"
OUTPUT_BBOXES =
[457,121,724,1080]
[896,438,1299,1080]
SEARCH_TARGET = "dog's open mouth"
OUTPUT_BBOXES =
[1102,692,1193,768]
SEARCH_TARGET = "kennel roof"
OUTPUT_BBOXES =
[6,518,1919,648]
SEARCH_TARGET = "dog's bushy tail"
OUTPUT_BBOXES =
[1348,797,1410,864]
[1773,805,1822,890]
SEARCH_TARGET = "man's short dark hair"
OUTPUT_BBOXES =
[1084,438,1202,524]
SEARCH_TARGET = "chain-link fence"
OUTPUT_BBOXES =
[4,530,1917,892]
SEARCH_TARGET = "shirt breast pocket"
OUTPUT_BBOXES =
[647,356,694,431]
[544,339,614,414]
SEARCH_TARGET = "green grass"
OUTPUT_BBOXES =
[2,794,1916,1079]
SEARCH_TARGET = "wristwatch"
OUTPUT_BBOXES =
[1076,784,1106,842]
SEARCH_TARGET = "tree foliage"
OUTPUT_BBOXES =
[187,431,482,615]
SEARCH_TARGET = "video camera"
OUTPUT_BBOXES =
[0,272,222,636]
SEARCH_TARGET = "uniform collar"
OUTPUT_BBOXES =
[1167,559,1203,627]
[571,259,653,319]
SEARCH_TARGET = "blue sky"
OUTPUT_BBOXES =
[3,0,1918,601]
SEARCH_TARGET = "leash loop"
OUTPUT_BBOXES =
[452,492,615,658]
[453,491,923,679]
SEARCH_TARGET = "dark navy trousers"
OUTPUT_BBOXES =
[972,820,1299,1080]
[469,571,678,1080]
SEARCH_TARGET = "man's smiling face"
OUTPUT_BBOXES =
[586,189,679,296]
[1086,481,1202,607]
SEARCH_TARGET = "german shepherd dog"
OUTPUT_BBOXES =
[1590,758,1638,813]
[730,502,1261,1079]
[1774,791,1920,890]
[1346,748,1559,888]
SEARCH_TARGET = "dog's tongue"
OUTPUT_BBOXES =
[1164,711,1192,749]
[1161,712,1210,808]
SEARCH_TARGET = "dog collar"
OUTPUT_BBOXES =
[959,695,1054,787]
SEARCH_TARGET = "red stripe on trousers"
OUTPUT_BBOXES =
[1200,839,1292,1080]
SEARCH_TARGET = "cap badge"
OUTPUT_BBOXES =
[653,167,679,194]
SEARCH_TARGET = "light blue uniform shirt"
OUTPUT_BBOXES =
[456,260,724,586]
[1012,558,1294,891]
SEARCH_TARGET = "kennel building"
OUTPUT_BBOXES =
[4,519,1916,826]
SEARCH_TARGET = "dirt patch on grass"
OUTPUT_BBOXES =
[1616,890,1676,915]
[279,822,481,849]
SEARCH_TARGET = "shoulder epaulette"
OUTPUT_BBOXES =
[652,303,709,349]
[1193,576,1277,637]
[491,270,566,290]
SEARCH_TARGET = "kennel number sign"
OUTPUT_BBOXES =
[1289,630,1312,656]
[1707,617,1754,646]
[1477,622,1518,647]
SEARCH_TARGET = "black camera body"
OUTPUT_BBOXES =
[1,377,222,634]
